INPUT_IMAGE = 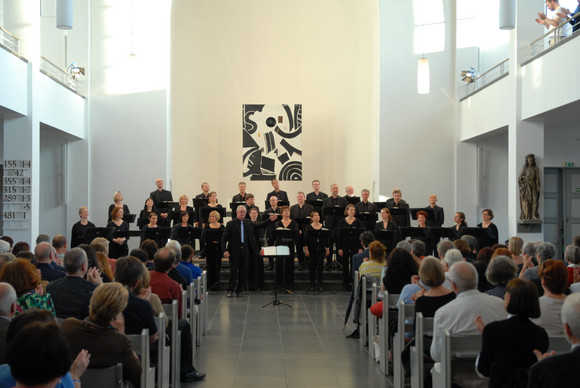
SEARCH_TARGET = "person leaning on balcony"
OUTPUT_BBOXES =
[536,0,568,41]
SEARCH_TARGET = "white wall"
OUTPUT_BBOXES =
[171,0,380,205]
[0,50,28,116]
[379,0,456,217]
[521,37,580,120]
[545,124,580,168]
[88,0,171,227]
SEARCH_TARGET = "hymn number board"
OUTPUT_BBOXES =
[2,160,32,229]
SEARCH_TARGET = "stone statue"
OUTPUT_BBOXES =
[518,154,540,221]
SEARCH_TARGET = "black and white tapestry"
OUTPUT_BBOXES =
[242,104,302,181]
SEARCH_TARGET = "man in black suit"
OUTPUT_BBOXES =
[306,179,328,201]
[528,293,580,388]
[0,282,17,363]
[150,178,173,224]
[222,205,259,298]
[385,188,410,228]
[425,193,444,227]
[232,181,247,203]
[266,179,288,203]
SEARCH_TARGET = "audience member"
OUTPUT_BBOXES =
[413,257,455,318]
[564,244,580,287]
[180,244,202,280]
[352,231,375,279]
[460,234,478,257]
[430,262,505,362]
[0,241,9,255]
[395,240,412,253]
[47,248,101,319]
[90,237,116,272]
[11,242,29,256]
[508,236,524,267]
[36,234,51,244]
[166,240,193,284]
[522,242,556,281]
[0,258,55,315]
[532,259,568,335]
[140,239,158,268]
[52,235,68,265]
[484,255,518,299]
[528,293,580,388]
[410,239,426,266]
[536,0,568,42]
[382,248,418,294]
[475,278,548,386]
[61,282,141,387]
[78,244,110,283]
[0,254,15,271]
[149,247,182,309]
[0,237,12,251]
[34,242,65,282]
[0,283,17,364]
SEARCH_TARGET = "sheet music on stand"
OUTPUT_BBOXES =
[262,245,291,257]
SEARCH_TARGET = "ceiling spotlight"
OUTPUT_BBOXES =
[67,63,85,79]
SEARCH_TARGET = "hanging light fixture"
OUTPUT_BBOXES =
[417,56,430,94]
[499,0,516,30]
[56,0,73,30]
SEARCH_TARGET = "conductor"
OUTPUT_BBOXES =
[221,205,258,298]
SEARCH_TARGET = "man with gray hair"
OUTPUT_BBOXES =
[34,242,65,282]
[430,262,505,362]
[528,293,580,387]
[166,240,193,284]
[461,235,478,259]
[0,282,17,363]
[46,247,101,319]
[396,240,412,253]
[522,241,556,280]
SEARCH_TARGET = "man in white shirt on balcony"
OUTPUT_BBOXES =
[536,0,568,43]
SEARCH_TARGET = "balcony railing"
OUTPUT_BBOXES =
[0,26,20,56]
[458,59,509,101]
[529,12,579,59]
[39,57,85,97]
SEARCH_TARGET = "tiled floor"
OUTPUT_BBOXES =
[187,291,392,388]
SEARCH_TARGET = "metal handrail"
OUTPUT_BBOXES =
[529,11,579,59]
[458,58,509,101]
[39,56,85,97]
[0,25,20,56]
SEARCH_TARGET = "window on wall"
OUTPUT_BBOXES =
[413,0,445,54]
[456,0,509,49]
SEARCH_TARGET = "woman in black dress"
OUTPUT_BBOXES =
[248,208,272,290]
[107,191,130,223]
[107,206,129,259]
[337,204,363,290]
[138,198,158,230]
[202,210,224,291]
[71,206,95,248]
[274,206,298,290]
[376,207,398,254]
[450,211,467,240]
[200,191,222,227]
[304,211,329,291]
[477,208,499,247]
[173,194,194,227]
[172,211,195,247]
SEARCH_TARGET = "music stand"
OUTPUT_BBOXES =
[390,207,410,228]
[293,217,311,231]
[142,227,171,248]
[372,229,399,252]
[123,213,136,224]
[373,201,387,210]
[264,200,290,208]
[83,227,114,244]
[193,198,209,223]
[345,196,360,205]
[306,199,324,213]
[262,244,292,308]
[463,227,495,249]
[137,217,149,230]
[175,226,202,247]
[355,212,378,231]
[410,207,435,221]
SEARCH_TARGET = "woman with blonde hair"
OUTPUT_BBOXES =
[107,191,130,223]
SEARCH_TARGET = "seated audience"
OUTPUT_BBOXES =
[508,236,524,267]
[413,257,455,318]
[35,242,65,282]
[0,283,17,364]
[431,262,505,363]
[460,234,478,259]
[382,248,418,294]
[484,255,518,299]
[475,278,548,386]
[522,241,556,280]
[115,256,205,382]
[47,248,101,319]
[0,258,55,315]
[140,239,158,269]
[3,310,90,388]
[149,247,182,308]
[532,259,568,335]
[11,242,29,257]
[0,241,9,255]
[564,244,580,287]
[78,244,111,283]
[528,293,580,388]
[166,240,193,284]
[90,237,116,273]
[61,282,141,388]
[180,244,202,280]
[359,241,386,279]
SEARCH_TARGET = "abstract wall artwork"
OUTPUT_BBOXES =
[242,104,302,181]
